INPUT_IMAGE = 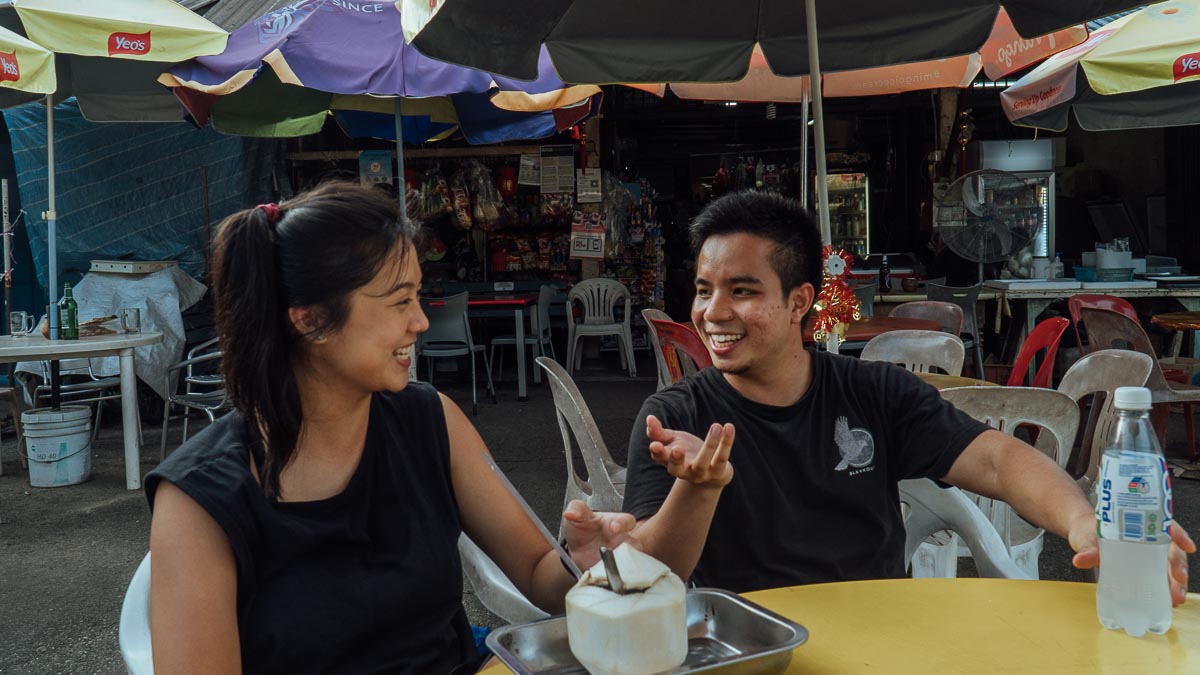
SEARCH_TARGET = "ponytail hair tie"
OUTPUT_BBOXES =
[256,203,281,224]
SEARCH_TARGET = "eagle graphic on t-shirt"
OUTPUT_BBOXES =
[834,416,875,471]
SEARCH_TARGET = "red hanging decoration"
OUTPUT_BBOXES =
[812,245,861,343]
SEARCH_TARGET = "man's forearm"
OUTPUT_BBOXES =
[631,480,724,581]
[951,431,1094,539]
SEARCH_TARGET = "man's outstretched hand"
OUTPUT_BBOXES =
[1070,513,1196,607]
[645,415,734,489]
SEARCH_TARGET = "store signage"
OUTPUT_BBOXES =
[109,31,151,56]
[0,51,19,83]
[1175,52,1200,82]
[518,153,540,186]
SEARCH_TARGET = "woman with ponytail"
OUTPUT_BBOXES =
[143,182,635,674]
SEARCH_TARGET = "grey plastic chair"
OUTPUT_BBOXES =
[938,386,1080,580]
[535,356,625,526]
[641,308,674,391]
[852,281,877,318]
[458,534,550,625]
[900,479,1028,580]
[490,284,557,382]
[1056,349,1154,489]
[419,293,496,415]
[861,329,965,376]
[926,282,985,379]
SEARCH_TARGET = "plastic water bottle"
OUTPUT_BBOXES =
[1095,386,1173,637]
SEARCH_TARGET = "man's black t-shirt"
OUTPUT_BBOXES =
[145,384,478,674]
[622,349,990,593]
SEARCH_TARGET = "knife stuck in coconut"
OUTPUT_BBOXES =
[566,543,688,675]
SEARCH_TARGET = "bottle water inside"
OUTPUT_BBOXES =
[1095,386,1173,637]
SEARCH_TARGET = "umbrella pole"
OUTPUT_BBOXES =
[805,0,832,245]
[394,98,407,222]
[44,94,59,409]
[800,90,810,210]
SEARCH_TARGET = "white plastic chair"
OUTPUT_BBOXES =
[565,279,636,377]
[118,552,153,675]
[1055,349,1154,490]
[458,534,550,625]
[900,479,1028,580]
[861,329,965,376]
[159,338,227,459]
[419,293,496,415]
[936,386,1080,579]
[536,356,625,526]
[490,284,558,382]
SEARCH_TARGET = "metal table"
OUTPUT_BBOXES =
[0,332,163,490]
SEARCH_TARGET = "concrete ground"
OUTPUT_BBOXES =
[1,350,1198,674]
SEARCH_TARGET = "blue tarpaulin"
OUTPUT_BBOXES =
[3,99,286,287]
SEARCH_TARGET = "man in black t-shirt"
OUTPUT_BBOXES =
[616,191,1194,598]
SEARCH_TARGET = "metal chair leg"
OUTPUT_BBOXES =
[482,350,497,404]
[159,396,171,460]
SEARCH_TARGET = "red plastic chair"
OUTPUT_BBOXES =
[648,319,713,385]
[1008,317,1069,388]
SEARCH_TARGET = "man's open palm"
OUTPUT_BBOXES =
[645,415,734,489]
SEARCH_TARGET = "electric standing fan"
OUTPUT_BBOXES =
[934,170,1045,281]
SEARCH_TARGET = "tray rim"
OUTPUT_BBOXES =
[485,586,809,675]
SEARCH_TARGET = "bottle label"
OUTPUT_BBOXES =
[1097,451,1173,543]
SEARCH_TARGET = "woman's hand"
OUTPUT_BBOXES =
[646,415,734,489]
[560,500,638,572]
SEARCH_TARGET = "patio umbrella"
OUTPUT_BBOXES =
[1001,1,1200,132]
[0,0,227,339]
[640,9,1087,102]
[403,0,1140,244]
[159,0,600,193]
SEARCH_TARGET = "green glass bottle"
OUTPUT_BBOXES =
[58,283,78,340]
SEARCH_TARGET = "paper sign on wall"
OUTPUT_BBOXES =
[518,154,540,186]
[358,150,393,186]
[540,145,576,194]
[576,169,602,203]
[570,209,606,260]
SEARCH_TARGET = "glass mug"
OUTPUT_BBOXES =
[9,310,34,337]
[120,307,141,334]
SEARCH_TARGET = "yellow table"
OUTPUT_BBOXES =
[913,372,999,390]
[481,579,1199,673]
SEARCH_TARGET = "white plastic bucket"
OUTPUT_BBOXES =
[23,406,93,488]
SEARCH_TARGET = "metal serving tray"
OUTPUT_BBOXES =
[486,588,808,675]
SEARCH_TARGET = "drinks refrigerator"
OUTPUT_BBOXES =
[821,172,870,255]
[976,170,1056,260]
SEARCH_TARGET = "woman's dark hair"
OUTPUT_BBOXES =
[689,190,824,298]
[211,180,417,499]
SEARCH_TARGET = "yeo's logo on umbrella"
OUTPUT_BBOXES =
[1175,52,1200,83]
[0,51,19,83]
[108,31,151,56]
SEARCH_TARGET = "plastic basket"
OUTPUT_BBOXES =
[1074,267,1133,282]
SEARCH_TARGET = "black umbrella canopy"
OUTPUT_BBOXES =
[405,0,1146,82]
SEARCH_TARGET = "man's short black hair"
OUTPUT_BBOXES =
[689,190,823,296]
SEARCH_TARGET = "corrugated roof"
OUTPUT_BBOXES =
[1087,7,1142,31]
[176,0,285,31]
